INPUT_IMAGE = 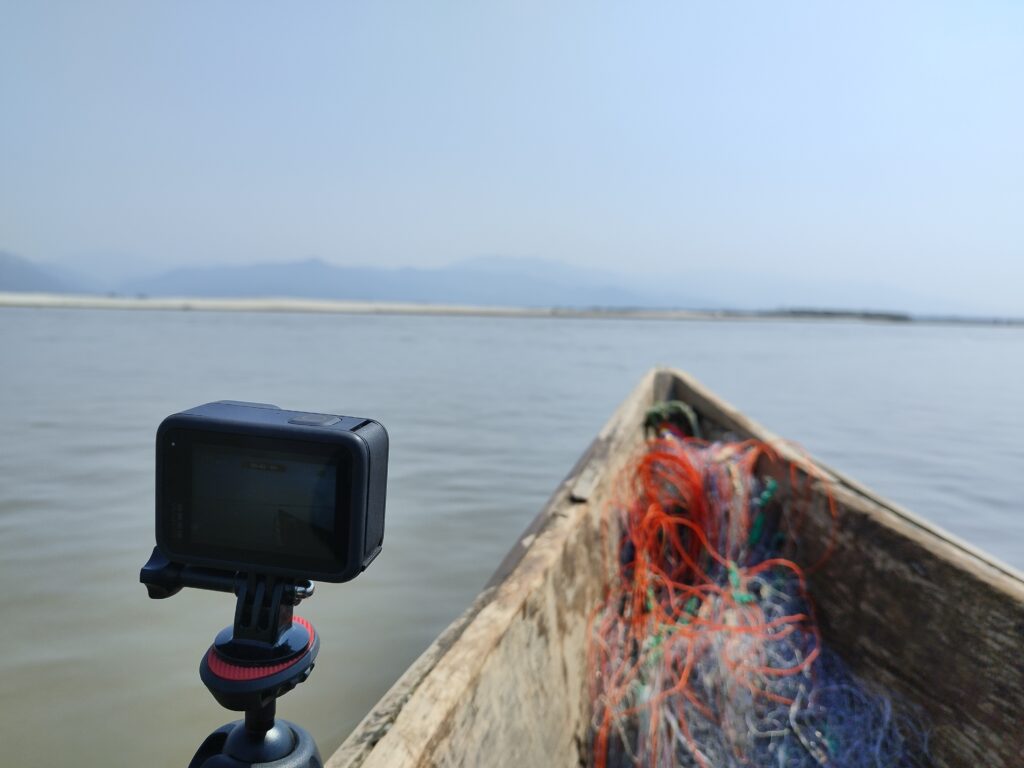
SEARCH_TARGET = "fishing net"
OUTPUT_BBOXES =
[587,406,930,767]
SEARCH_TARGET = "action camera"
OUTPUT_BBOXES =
[155,400,388,582]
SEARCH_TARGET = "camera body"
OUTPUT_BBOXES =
[155,401,388,583]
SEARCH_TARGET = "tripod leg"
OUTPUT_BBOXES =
[188,719,322,768]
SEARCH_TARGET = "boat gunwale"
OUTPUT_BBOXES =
[326,368,660,768]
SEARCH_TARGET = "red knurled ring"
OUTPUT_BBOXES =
[206,616,315,682]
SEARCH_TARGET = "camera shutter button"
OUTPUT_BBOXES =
[288,414,340,427]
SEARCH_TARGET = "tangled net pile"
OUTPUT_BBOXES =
[588,410,928,768]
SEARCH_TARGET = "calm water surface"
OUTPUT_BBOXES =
[1,308,1022,766]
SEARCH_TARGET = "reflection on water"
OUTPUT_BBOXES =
[0,309,1021,766]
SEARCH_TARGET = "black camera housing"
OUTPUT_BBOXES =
[155,401,388,583]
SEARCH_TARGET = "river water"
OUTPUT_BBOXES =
[0,308,1021,766]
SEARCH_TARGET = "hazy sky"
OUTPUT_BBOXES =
[2,2,1022,313]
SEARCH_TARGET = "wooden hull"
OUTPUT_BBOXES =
[327,368,1024,768]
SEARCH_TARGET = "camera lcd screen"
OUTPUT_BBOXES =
[190,443,338,562]
[159,427,353,574]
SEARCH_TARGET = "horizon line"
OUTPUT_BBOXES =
[1,291,1021,327]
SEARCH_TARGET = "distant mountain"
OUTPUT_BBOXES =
[3,250,965,315]
[121,257,698,308]
[0,251,74,292]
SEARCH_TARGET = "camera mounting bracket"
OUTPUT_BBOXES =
[140,549,324,767]
[140,548,315,605]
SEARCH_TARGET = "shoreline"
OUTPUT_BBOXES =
[0,291,1020,327]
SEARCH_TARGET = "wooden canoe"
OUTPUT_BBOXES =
[327,367,1024,768]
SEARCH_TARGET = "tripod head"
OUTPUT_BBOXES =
[142,549,323,767]
[141,401,389,768]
